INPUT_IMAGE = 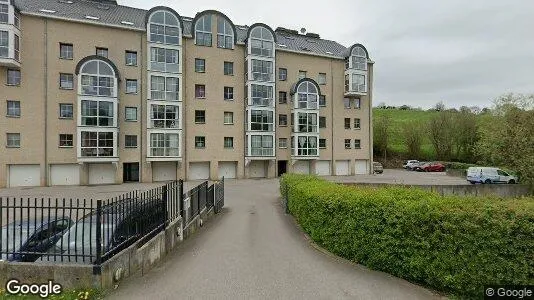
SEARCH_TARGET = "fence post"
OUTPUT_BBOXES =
[95,200,102,265]
[179,179,184,219]
[162,184,168,225]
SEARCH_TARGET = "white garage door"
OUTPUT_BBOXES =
[249,161,267,178]
[189,162,210,180]
[88,164,115,185]
[355,160,369,175]
[335,160,350,176]
[218,161,237,179]
[8,165,40,187]
[50,164,80,186]
[293,161,310,174]
[315,160,331,176]
[152,162,177,182]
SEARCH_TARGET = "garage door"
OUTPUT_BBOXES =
[218,161,237,179]
[50,164,80,186]
[88,163,115,185]
[293,161,310,174]
[315,160,331,176]
[152,162,177,182]
[355,160,369,175]
[8,165,40,187]
[335,160,350,176]
[249,161,267,178]
[189,162,210,180]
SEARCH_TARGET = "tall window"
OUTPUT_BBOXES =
[60,73,74,89]
[354,98,361,109]
[151,133,179,156]
[354,118,361,129]
[6,100,20,117]
[250,110,273,131]
[195,110,206,123]
[149,11,180,45]
[298,70,307,80]
[224,111,234,124]
[352,74,366,93]
[81,100,113,126]
[297,136,317,156]
[195,84,206,98]
[224,87,234,100]
[150,75,179,100]
[224,137,234,149]
[251,84,273,106]
[126,79,138,94]
[351,46,367,70]
[278,68,287,81]
[250,135,273,156]
[0,30,8,57]
[279,138,287,149]
[319,138,326,149]
[125,107,137,121]
[251,59,273,82]
[80,61,115,96]
[150,47,179,73]
[224,61,234,75]
[151,104,179,128]
[195,15,212,46]
[14,34,18,61]
[344,139,351,149]
[279,114,287,126]
[344,118,351,129]
[297,81,318,109]
[60,43,73,60]
[59,104,73,119]
[195,58,205,72]
[297,112,318,133]
[319,95,326,107]
[278,91,287,104]
[249,26,273,57]
[217,18,234,49]
[354,139,361,149]
[80,132,114,157]
[125,51,137,66]
[318,73,326,85]
[0,4,8,24]
[7,69,20,85]
[319,116,326,128]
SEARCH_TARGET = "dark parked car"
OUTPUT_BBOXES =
[1,218,73,262]
[414,162,446,172]
[373,162,383,174]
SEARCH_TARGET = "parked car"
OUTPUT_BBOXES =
[373,162,383,174]
[414,162,446,172]
[403,160,419,170]
[466,167,518,184]
[1,217,73,262]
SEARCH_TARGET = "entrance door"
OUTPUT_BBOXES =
[277,160,287,176]
[123,163,140,182]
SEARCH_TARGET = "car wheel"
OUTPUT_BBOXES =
[508,179,516,184]
[469,181,475,184]
[484,179,491,184]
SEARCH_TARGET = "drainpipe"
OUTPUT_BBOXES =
[330,58,334,175]
[139,32,143,182]
[44,19,48,186]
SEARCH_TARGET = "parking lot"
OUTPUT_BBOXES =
[325,169,468,185]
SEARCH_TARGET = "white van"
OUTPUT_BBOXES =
[466,167,518,184]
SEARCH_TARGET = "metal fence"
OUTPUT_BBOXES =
[0,178,225,265]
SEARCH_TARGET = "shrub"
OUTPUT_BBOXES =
[281,174,534,299]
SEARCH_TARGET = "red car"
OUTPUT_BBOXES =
[414,162,445,172]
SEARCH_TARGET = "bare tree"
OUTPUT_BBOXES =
[373,114,392,162]
[402,121,424,158]
[435,101,446,112]
[429,111,455,160]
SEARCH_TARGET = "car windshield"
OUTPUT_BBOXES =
[54,216,116,256]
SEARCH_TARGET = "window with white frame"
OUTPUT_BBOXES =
[279,138,287,149]
[224,137,233,148]
[217,17,234,49]
[296,136,317,156]
[81,100,114,126]
[297,112,318,133]
[150,133,179,156]
[251,59,273,82]
[352,74,366,93]
[125,107,137,121]
[0,4,8,24]
[7,133,20,148]
[80,131,114,157]
[250,110,273,131]
[125,51,137,66]
[344,97,351,109]
[149,11,180,45]
[14,34,19,61]
[151,104,179,128]
[249,26,273,57]
[14,12,19,28]
[354,98,361,109]
[278,68,287,81]
[0,30,8,57]
[195,136,205,148]
[150,47,179,73]
[59,134,73,147]
[80,61,115,96]
[351,46,367,70]
[344,139,351,149]
[60,73,74,89]
[59,103,73,119]
[195,15,212,46]
[250,135,273,156]
[7,69,20,85]
[224,61,233,75]
[297,81,318,109]
[354,139,361,149]
[354,118,361,129]
[60,43,73,60]
[195,58,205,72]
[6,100,20,117]
[126,79,138,94]
[224,111,234,124]
[251,84,273,106]
[224,86,234,100]
[150,75,179,100]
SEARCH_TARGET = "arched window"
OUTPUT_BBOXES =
[217,17,234,49]
[351,46,367,71]
[250,26,273,57]
[149,11,180,45]
[195,15,212,46]
[80,60,116,97]
[297,81,318,109]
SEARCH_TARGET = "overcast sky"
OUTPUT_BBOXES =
[123,0,534,109]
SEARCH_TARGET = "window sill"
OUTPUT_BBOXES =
[6,146,20,148]
[195,71,206,73]
[59,57,74,60]
[279,124,287,127]
[196,97,206,99]
[319,147,326,149]
[224,147,234,149]
[6,84,21,87]
[125,92,138,95]
[125,120,138,122]
[125,146,138,149]
[224,99,234,101]
[354,128,361,130]
[6,115,20,118]
[224,74,234,76]
[126,64,138,67]
[224,123,234,125]
[195,122,206,124]
[279,147,288,149]
[195,147,206,149]
[59,146,74,148]
[59,117,74,120]
[59,87,74,90]
[355,147,362,149]
[345,147,351,150]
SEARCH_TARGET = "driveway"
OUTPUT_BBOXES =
[108,179,440,300]
[326,169,468,185]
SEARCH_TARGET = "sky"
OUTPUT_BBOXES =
[122,0,534,109]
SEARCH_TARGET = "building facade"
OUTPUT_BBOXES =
[0,0,374,187]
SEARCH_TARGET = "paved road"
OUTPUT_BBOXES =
[109,179,440,300]
[326,169,468,186]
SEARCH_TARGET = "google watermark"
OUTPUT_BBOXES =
[485,285,534,299]
[5,279,63,298]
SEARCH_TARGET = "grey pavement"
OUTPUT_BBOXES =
[326,169,468,185]
[108,178,441,300]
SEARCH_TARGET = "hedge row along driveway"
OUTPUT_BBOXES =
[281,174,534,299]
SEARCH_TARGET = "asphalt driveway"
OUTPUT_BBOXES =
[108,179,440,300]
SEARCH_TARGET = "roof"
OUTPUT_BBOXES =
[13,0,358,59]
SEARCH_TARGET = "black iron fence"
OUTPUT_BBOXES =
[0,178,225,265]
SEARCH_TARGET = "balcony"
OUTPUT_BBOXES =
[344,70,367,97]
[0,56,20,68]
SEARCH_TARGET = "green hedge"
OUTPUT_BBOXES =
[281,174,534,299]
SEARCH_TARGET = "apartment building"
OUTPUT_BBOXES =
[0,0,374,187]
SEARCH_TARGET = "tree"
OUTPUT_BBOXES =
[452,110,478,162]
[402,121,424,158]
[434,101,446,112]
[373,114,392,161]
[376,102,387,109]
[428,111,455,160]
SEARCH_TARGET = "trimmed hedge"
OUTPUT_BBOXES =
[281,174,534,299]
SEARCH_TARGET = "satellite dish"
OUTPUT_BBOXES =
[300,28,306,34]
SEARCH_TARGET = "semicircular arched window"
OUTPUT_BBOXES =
[149,10,180,45]
[80,60,116,97]
[351,46,367,71]
[250,26,273,57]
[297,81,318,109]
[217,17,234,49]
[195,15,212,46]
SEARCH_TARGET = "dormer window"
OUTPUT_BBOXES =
[250,26,274,57]
[195,15,212,47]
[217,18,234,49]
[80,60,116,97]
[149,11,180,45]
[297,81,319,109]
[351,46,367,71]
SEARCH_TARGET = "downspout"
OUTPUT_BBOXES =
[182,38,187,180]
[369,63,374,174]
[330,58,334,175]
[44,19,48,186]
[139,32,143,182]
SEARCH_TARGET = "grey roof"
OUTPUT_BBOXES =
[14,0,353,59]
